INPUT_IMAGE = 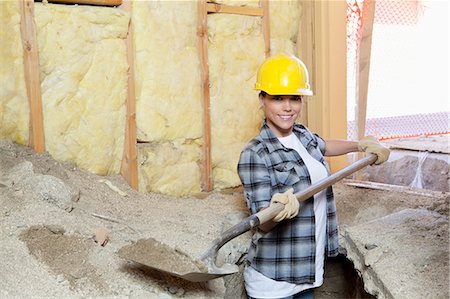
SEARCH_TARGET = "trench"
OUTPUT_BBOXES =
[317,254,375,299]
[223,254,375,299]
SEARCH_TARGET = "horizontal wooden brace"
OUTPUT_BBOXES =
[35,0,122,6]
[206,3,263,16]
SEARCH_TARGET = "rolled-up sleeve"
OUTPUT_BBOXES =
[314,133,327,155]
[237,148,272,214]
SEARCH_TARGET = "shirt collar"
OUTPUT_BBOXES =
[259,120,317,153]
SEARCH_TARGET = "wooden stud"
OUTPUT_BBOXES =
[296,0,315,126]
[20,0,45,153]
[354,0,376,178]
[35,0,122,6]
[260,0,270,58]
[304,1,347,172]
[356,0,376,141]
[196,1,271,192]
[119,0,138,190]
[197,0,213,192]
[206,3,263,16]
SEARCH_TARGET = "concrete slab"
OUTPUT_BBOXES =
[343,209,449,299]
[383,135,450,154]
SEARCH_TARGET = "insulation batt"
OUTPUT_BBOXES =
[134,0,302,195]
[0,1,29,144]
[34,3,129,175]
[133,1,204,195]
[1,0,303,196]
[208,0,301,189]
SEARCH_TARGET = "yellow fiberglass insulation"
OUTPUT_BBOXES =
[208,1,301,189]
[34,3,129,175]
[133,1,204,195]
[0,1,29,145]
[138,139,202,196]
[134,0,302,194]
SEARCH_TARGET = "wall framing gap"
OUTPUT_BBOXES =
[197,0,271,192]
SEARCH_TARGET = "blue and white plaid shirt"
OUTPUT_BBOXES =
[237,121,339,284]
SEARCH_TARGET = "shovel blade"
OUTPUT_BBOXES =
[118,238,238,282]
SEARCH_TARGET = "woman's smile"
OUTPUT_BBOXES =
[260,94,303,137]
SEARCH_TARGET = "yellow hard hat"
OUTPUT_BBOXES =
[254,53,313,96]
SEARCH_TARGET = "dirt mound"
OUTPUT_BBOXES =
[1,139,448,298]
[0,139,247,298]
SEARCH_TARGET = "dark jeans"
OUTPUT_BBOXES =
[248,288,314,299]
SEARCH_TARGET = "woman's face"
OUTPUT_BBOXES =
[260,94,303,137]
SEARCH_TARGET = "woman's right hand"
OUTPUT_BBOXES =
[269,188,299,222]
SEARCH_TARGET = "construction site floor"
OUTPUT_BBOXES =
[0,139,448,298]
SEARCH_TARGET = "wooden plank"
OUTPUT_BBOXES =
[20,0,45,153]
[35,0,122,6]
[206,2,263,16]
[119,0,138,190]
[297,0,315,126]
[356,0,376,141]
[197,0,213,192]
[343,179,449,199]
[354,0,376,178]
[260,0,270,57]
[306,1,347,172]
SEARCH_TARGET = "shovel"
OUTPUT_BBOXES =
[119,154,377,282]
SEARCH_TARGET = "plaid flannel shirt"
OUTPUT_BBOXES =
[237,121,339,284]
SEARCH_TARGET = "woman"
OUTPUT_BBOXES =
[237,54,389,299]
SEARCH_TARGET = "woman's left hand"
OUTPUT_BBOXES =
[358,136,390,164]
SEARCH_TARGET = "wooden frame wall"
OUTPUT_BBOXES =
[197,0,270,192]
[19,0,138,189]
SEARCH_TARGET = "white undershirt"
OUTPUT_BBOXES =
[244,133,328,298]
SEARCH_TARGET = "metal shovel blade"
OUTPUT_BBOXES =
[118,238,238,282]
[119,154,377,282]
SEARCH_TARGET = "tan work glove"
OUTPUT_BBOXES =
[270,188,299,222]
[358,136,390,165]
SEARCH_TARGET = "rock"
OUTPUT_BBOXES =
[93,228,109,247]
[4,161,34,184]
[19,174,79,212]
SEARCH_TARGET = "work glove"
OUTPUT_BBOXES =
[270,188,299,222]
[358,136,390,165]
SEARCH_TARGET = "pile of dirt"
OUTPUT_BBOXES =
[1,139,448,298]
[0,139,249,298]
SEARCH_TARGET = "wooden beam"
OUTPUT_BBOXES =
[20,0,45,153]
[306,1,347,173]
[356,0,376,141]
[297,0,315,126]
[343,179,449,200]
[206,3,263,16]
[197,0,213,192]
[260,0,270,57]
[119,0,138,190]
[35,0,122,6]
[354,0,376,178]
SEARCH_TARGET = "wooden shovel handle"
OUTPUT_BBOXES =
[256,154,377,224]
[207,154,377,254]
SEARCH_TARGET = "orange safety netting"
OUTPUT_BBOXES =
[346,0,448,140]
[374,0,424,26]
